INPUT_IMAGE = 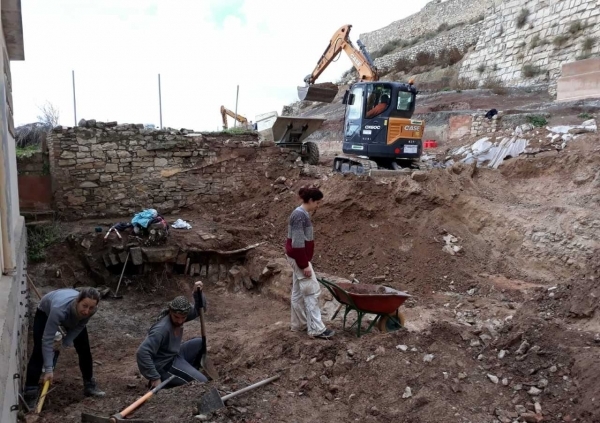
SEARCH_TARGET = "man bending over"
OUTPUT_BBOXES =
[136,281,207,388]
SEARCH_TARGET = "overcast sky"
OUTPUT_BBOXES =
[11,0,430,131]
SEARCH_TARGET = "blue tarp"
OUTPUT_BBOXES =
[131,208,158,228]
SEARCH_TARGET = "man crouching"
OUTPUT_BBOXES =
[136,281,207,388]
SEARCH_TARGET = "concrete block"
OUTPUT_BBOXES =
[557,57,600,101]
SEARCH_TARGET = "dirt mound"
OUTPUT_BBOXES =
[25,133,600,423]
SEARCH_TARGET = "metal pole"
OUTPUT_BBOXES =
[72,70,77,126]
[234,85,239,128]
[158,73,163,129]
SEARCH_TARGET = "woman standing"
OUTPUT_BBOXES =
[285,187,335,339]
[23,287,105,408]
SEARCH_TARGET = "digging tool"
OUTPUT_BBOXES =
[81,375,176,423]
[197,374,280,415]
[112,251,129,299]
[197,290,219,381]
[35,381,50,414]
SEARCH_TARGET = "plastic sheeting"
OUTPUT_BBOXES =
[453,136,529,169]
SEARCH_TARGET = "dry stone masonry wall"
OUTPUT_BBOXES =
[471,113,503,137]
[359,0,493,53]
[373,23,483,72]
[47,121,298,218]
[459,0,600,90]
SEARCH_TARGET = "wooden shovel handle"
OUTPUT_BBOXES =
[112,375,175,420]
[199,307,207,338]
[35,380,50,414]
[197,288,207,338]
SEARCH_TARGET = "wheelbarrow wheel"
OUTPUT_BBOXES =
[376,310,406,333]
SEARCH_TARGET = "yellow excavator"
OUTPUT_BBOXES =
[220,105,252,130]
[298,24,425,173]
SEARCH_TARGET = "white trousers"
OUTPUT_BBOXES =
[286,256,326,336]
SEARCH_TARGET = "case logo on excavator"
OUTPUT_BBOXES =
[364,125,380,130]
[404,125,421,131]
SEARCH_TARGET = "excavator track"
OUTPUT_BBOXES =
[332,155,379,175]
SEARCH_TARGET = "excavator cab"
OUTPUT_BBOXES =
[332,81,424,172]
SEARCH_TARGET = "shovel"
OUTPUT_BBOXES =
[111,251,129,299]
[81,374,175,423]
[197,294,219,381]
[197,374,280,415]
[24,351,60,423]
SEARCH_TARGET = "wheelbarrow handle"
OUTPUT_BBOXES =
[111,375,176,420]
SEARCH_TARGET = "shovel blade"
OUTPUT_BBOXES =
[200,355,219,381]
[197,387,225,415]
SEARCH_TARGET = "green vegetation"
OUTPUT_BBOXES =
[522,63,545,78]
[553,34,570,48]
[371,22,466,59]
[393,47,466,75]
[582,36,596,51]
[16,145,41,158]
[482,76,507,95]
[449,77,478,91]
[527,115,548,127]
[516,8,530,29]
[27,223,61,262]
[578,113,593,119]
[568,20,583,35]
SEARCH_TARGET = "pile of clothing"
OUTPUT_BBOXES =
[131,209,169,235]
[108,209,169,238]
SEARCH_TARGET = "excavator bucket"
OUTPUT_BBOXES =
[298,82,339,103]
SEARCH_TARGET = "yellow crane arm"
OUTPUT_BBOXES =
[304,24,379,85]
[220,105,248,130]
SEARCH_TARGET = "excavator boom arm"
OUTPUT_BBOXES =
[304,24,378,85]
[220,105,248,129]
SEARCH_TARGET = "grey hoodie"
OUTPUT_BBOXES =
[136,291,204,381]
[38,289,96,372]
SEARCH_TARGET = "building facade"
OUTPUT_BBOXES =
[0,0,26,421]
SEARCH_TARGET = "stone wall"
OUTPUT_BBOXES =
[459,0,600,90]
[471,112,502,137]
[373,23,483,72]
[359,0,493,53]
[47,121,298,218]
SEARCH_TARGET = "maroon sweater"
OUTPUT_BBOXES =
[285,206,314,269]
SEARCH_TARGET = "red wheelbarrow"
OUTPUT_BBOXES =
[318,277,411,337]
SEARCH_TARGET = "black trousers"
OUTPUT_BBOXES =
[25,309,94,387]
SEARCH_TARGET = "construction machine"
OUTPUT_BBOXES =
[255,111,324,166]
[220,106,251,130]
[298,24,425,174]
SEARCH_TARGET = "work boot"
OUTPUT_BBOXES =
[23,385,38,411]
[83,378,106,397]
[314,328,335,339]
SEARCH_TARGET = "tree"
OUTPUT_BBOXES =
[36,101,60,128]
